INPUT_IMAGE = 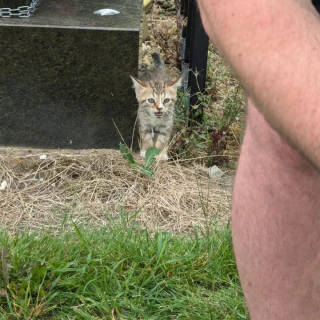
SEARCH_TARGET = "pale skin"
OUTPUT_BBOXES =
[197,0,320,319]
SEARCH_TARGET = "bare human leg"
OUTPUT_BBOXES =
[232,98,320,319]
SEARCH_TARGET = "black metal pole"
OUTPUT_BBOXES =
[184,0,194,64]
[186,0,209,126]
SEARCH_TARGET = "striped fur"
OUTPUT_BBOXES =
[131,53,181,160]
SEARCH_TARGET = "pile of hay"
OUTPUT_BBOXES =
[0,147,233,234]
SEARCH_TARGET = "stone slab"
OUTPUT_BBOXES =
[0,1,29,7]
[0,0,142,149]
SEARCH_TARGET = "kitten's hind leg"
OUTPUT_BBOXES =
[140,128,154,158]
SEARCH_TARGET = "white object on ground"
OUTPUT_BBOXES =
[0,181,7,191]
[208,165,224,178]
[40,155,47,160]
[94,9,120,16]
[141,43,151,52]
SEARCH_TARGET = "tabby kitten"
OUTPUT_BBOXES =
[131,53,182,160]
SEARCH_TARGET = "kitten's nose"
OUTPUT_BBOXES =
[156,103,163,111]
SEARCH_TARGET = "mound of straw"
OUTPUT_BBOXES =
[0,147,233,235]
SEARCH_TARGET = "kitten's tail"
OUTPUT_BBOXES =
[152,53,164,69]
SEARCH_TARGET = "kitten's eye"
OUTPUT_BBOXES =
[163,98,170,104]
[148,98,155,103]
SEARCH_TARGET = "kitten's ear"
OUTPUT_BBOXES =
[130,76,149,89]
[166,76,182,89]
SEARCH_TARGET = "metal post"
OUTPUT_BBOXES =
[185,0,209,126]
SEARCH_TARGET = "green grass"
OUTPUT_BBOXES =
[0,214,248,319]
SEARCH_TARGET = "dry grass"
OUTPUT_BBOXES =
[0,147,233,235]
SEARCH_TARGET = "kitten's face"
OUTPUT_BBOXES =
[131,76,182,119]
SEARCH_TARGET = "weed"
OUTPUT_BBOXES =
[120,143,160,178]
[171,45,245,167]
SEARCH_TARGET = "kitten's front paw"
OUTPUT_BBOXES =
[155,152,169,161]
[140,150,146,158]
[162,153,169,161]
